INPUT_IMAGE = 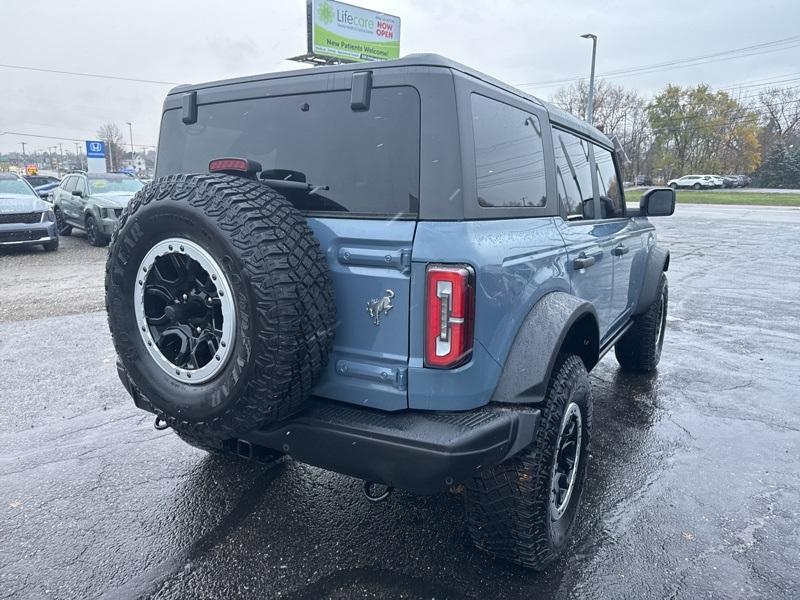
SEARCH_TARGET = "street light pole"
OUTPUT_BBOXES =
[580,33,597,125]
[126,122,135,170]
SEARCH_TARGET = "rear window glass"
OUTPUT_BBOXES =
[157,87,420,217]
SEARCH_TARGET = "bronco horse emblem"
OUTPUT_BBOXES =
[366,290,395,325]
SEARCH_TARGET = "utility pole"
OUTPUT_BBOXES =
[58,143,64,175]
[74,142,82,170]
[126,122,135,171]
[20,142,26,161]
[580,33,598,125]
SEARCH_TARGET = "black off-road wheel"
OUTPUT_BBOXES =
[464,354,593,570]
[615,273,668,372]
[106,174,336,444]
[86,215,109,247]
[54,206,72,236]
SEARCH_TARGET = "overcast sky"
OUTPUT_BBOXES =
[2,0,798,155]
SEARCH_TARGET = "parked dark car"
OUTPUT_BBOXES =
[734,175,751,187]
[634,174,652,186]
[52,172,143,246]
[0,173,59,251]
[24,175,61,199]
[721,176,738,188]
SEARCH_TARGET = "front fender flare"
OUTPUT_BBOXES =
[490,292,599,405]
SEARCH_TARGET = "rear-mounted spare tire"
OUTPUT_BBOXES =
[106,174,336,442]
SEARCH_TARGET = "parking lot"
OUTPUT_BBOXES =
[1,204,799,599]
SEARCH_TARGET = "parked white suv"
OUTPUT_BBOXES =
[667,175,717,190]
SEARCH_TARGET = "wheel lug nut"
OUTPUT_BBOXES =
[182,293,188,301]
[196,327,202,334]
[211,274,217,280]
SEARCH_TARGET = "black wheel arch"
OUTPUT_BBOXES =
[633,245,670,315]
[490,292,599,405]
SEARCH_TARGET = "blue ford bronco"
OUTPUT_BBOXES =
[106,54,674,569]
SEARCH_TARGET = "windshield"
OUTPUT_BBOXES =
[88,177,144,194]
[0,178,37,198]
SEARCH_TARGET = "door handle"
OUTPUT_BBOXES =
[573,254,596,269]
[612,244,630,256]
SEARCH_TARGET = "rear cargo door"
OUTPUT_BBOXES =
[155,84,421,410]
[307,218,415,411]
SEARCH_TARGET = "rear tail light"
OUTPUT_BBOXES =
[425,264,475,368]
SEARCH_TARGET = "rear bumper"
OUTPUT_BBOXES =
[244,399,540,494]
[118,363,539,494]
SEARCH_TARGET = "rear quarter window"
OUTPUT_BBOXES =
[470,94,546,208]
[157,87,421,217]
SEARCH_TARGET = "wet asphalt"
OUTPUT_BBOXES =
[1,204,799,599]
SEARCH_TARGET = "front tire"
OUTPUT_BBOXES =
[465,354,593,570]
[86,215,109,246]
[42,239,59,252]
[615,273,668,372]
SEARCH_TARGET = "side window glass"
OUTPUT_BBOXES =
[63,176,77,193]
[76,177,88,195]
[593,145,624,218]
[553,130,595,220]
[471,94,547,208]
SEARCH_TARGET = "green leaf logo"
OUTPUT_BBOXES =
[318,1,334,25]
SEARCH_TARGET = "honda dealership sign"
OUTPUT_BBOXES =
[307,0,400,62]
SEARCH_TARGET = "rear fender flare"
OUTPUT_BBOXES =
[634,246,670,315]
[490,292,599,405]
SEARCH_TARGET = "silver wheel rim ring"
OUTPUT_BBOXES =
[550,401,583,520]
[134,237,236,384]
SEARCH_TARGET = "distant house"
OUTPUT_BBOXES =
[121,153,149,175]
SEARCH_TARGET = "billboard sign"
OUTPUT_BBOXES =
[85,140,107,173]
[308,0,400,63]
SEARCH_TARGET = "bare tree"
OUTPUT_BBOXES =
[96,123,125,171]
[551,79,651,179]
[758,86,800,151]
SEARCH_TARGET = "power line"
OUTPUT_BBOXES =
[0,63,177,86]
[517,35,800,89]
[0,130,156,149]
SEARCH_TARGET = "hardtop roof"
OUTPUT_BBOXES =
[168,53,612,147]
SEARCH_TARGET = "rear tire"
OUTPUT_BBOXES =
[692,183,701,190]
[464,354,593,570]
[615,273,668,372]
[54,207,72,236]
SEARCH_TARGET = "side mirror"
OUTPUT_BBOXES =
[640,187,675,217]
[72,189,83,197]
